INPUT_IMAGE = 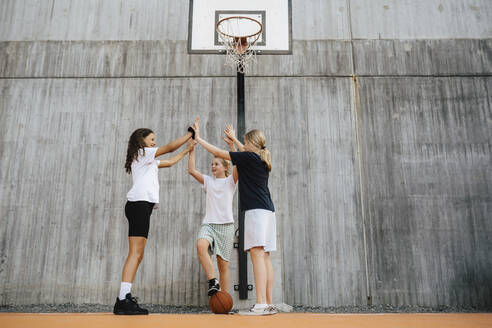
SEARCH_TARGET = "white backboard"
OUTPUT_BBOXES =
[188,0,292,54]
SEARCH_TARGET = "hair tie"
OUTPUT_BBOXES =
[261,146,266,150]
[187,126,195,139]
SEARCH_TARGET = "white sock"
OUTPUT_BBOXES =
[119,282,132,300]
[253,303,268,310]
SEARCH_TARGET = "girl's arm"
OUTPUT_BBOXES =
[155,132,192,157]
[158,142,193,168]
[222,135,237,152]
[194,117,231,160]
[222,136,239,183]
[155,117,199,157]
[188,142,204,184]
[196,136,231,160]
[224,124,245,152]
[232,166,238,184]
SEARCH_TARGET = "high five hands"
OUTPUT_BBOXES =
[190,118,241,152]
[193,116,200,139]
[224,124,236,141]
[187,138,197,152]
[223,123,244,151]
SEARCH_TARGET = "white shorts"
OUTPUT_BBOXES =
[244,209,276,252]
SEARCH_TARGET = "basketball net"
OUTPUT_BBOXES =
[217,17,262,74]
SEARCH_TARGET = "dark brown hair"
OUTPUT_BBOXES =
[125,128,154,174]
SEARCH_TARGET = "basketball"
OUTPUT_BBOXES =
[209,291,233,314]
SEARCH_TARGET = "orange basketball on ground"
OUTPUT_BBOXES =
[209,291,233,314]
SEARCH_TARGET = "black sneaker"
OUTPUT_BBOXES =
[113,293,149,315]
[208,278,220,296]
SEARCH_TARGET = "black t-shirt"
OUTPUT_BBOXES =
[229,151,275,212]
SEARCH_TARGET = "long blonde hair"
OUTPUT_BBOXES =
[244,129,272,172]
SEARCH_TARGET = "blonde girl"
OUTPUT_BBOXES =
[187,138,238,297]
[194,119,277,315]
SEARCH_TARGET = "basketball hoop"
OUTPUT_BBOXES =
[216,16,262,74]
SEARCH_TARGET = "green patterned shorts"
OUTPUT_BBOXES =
[197,223,235,262]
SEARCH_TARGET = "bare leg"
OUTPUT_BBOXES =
[121,237,147,283]
[217,256,230,293]
[249,247,267,304]
[196,239,216,280]
[265,252,274,304]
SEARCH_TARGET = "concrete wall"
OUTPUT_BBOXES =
[245,77,367,306]
[358,77,492,307]
[0,78,236,305]
[0,0,491,309]
[0,0,189,41]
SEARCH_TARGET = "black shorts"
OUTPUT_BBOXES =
[125,201,155,238]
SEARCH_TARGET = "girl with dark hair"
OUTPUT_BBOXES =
[114,118,197,315]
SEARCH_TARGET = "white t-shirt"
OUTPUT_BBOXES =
[202,174,237,224]
[127,147,160,205]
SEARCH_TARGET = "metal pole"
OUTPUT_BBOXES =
[236,70,248,299]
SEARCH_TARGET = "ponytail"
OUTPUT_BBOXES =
[244,129,272,172]
[258,148,272,172]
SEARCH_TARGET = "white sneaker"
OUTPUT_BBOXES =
[266,305,278,314]
[239,306,273,316]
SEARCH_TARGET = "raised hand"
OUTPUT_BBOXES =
[224,123,244,151]
[224,124,236,140]
[222,135,233,145]
[187,139,196,152]
[193,116,200,139]
[222,135,236,151]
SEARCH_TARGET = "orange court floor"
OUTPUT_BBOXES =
[1,313,491,328]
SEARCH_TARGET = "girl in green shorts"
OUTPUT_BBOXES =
[194,118,278,315]
[187,135,238,297]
